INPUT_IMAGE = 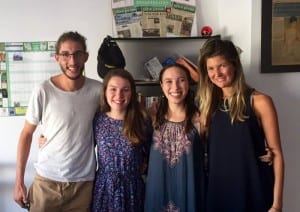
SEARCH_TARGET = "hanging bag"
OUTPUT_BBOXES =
[97,35,126,78]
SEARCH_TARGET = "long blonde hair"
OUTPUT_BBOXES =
[196,39,250,127]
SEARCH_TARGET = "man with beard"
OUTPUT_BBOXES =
[13,31,102,212]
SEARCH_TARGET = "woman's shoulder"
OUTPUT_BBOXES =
[251,90,276,119]
[251,90,274,105]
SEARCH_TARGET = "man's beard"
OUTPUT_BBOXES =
[61,65,84,80]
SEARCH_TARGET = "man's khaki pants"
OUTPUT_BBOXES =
[28,174,93,212]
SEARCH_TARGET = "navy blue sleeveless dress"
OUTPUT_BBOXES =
[206,90,274,212]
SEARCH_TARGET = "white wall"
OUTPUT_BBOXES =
[0,0,299,211]
[0,1,112,211]
[250,1,300,210]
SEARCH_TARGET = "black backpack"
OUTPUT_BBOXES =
[97,35,126,78]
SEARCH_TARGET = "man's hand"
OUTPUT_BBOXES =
[13,182,28,209]
[259,147,274,165]
[38,134,47,148]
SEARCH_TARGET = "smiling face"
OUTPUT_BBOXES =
[160,66,189,106]
[206,55,235,95]
[55,40,88,80]
[105,76,132,116]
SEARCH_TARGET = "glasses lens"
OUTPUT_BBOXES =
[59,51,85,60]
[74,51,85,58]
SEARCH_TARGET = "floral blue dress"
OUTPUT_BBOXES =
[92,112,151,212]
[144,120,205,212]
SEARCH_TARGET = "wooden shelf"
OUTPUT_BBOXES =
[134,80,159,86]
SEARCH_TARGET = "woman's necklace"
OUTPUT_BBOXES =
[220,98,230,112]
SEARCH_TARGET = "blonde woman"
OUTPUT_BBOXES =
[197,39,284,212]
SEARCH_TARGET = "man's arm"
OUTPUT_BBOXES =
[13,121,37,208]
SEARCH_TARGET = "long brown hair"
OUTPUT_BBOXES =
[101,69,149,145]
[154,63,199,133]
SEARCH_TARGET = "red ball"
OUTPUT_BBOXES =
[201,26,213,36]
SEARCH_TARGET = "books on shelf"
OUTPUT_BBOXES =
[137,93,159,109]
[145,96,159,109]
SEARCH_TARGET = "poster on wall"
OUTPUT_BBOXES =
[261,0,300,73]
[0,41,60,116]
[112,0,197,37]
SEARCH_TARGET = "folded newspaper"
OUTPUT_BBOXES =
[144,57,163,80]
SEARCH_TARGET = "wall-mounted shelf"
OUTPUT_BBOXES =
[135,80,159,86]
[112,35,221,41]
[115,35,220,96]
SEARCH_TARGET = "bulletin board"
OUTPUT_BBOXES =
[0,41,60,116]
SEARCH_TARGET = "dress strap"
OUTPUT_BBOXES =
[248,88,256,109]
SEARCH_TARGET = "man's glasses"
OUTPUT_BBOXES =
[58,51,86,61]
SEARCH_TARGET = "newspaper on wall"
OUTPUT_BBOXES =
[134,0,171,7]
[165,2,196,36]
[112,0,197,37]
[172,0,196,6]
[113,7,143,37]
[112,0,134,9]
[140,7,168,37]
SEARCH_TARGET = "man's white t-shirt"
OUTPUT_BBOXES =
[26,77,101,182]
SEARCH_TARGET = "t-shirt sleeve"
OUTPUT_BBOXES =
[25,84,43,125]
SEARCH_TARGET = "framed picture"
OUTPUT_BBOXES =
[261,0,300,73]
